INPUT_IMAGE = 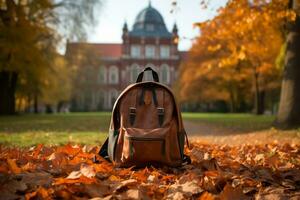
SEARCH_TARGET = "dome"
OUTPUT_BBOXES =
[130,3,172,38]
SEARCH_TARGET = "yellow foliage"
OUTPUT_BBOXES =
[179,0,286,107]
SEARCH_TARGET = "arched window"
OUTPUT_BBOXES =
[109,89,119,108]
[85,66,93,84]
[144,64,156,81]
[97,90,106,110]
[79,93,85,108]
[109,66,119,84]
[130,64,140,83]
[98,66,107,84]
[161,64,170,84]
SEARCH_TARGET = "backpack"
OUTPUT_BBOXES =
[99,67,190,167]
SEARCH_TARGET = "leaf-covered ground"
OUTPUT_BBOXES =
[0,142,299,200]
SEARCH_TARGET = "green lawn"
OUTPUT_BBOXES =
[183,113,275,132]
[0,112,276,146]
[0,112,111,147]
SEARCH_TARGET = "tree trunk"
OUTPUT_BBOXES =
[258,90,265,114]
[34,93,38,113]
[0,71,18,115]
[275,11,300,128]
[254,71,264,115]
[229,89,236,113]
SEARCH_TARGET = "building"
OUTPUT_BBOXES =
[65,3,187,111]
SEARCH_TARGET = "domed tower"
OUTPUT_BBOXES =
[130,2,172,38]
[121,2,180,86]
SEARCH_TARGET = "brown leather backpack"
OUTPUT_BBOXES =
[99,67,190,167]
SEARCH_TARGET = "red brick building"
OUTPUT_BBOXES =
[66,3,187,111]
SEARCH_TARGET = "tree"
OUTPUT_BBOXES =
[275,0,300,128]
[180,0,285,114]
[0,0,101,115]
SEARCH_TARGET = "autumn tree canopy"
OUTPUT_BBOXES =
[0,0,101,114]
[179,0,294,114]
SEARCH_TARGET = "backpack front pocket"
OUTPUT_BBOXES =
[120,128,167,166]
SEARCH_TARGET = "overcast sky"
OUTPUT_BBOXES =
[88,0,227,51]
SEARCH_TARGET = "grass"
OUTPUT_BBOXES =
[0,112,111,147]
[183,113,275,132]
[0,112,276,147]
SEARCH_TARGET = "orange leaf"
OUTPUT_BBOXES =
[32,144,43,159]
[109,175,122,182]
[7,159,21,174]
[198,191,218,200]
[54,176,96,185]
[25,191,37,200]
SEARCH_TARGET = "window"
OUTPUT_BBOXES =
[97,90,106,110]
[79,93,85,108]
[130,64,140,83]
[160,45,170,58]
[145,45,155,58]
[131,45,141,58]
[85,66,93,83]
[109,66,119,84]
[161,64,170,84]
[98,66,107,84]
[109,90,119,108]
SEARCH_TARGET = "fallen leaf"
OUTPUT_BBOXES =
[7,159,21,174]
[109,175,122,182]
[167,180,203,198]
[80,164,96,178]
[219,184,250,200]
[115,179,138,193]
[66,171,82,179]
[32,144,43,159]
[198,191,218,200]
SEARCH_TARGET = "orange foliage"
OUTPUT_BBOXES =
[179,0,290,108]
[0,143,299,199]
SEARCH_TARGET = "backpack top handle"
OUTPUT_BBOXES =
[136,67,159,83]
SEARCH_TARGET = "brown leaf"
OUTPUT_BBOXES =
[219,184,250,200]
[199,158,220,171]
[115,179,138,193]
[167,180,203,198]
[83,183,112,198]
[0,178,27,200]
[20,172,53,188]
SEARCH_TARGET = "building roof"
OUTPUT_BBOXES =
[66,43,122,59]
[130,3,172,38]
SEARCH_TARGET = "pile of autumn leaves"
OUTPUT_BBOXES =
[0,142,299,200]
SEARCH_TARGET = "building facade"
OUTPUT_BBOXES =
[66,3,187,111]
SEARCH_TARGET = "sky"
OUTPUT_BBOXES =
[88,0,228,51]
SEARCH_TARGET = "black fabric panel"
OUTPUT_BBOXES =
[99,138,109,159]
[108,129,119,161]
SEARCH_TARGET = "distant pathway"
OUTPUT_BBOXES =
[183,120,235,137]
[183,120,300,145]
